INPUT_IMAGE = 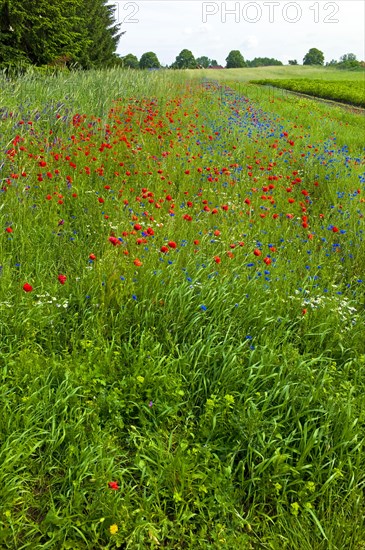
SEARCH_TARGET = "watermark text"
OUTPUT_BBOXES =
[202,2,340,24]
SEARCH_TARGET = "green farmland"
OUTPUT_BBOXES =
[251,78,365,107]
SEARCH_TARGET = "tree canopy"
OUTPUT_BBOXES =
[76,0,123,69]
[225,50,246,68]
[303,48,324,66]
[340,53,357,62]
[0,0,123,69]
[326,53,362,70]
[139,52,160,69]
[121,53,139,69]
[171,49,197,69]
[196,56,210,68]
[246,57,283,68]
[337,53,361,69]
[196,56,219,68]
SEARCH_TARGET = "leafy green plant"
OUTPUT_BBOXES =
[252,78,365,107]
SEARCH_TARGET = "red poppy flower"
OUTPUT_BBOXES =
[160,246,169,254]
[108,481,120,490]
[214,256,221,264]
[253,249,261,256]
[58,274,67,285]
[89,254,96,261]
[134,259,142,266]
[168,241,177,249]
[5,227,13,233]
[108,236,119,246]
[23,283,33,292]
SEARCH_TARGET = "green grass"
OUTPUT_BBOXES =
[0,67,364,549]
[192,65,365,83]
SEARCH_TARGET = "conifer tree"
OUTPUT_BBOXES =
[0,0,124,68]
[0,0,85,66]
[76,0,124,68]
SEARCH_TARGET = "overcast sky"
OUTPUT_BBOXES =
[112,0,365,66]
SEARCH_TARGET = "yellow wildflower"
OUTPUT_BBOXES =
[110,524,118,535]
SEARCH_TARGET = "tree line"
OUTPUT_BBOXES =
[1,5,363,74]
[122,50,284,70]
[122,49,364,70]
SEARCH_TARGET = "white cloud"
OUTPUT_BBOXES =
[241,35,259,50]
[198,23,213,34]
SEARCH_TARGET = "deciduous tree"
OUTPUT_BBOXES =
[172,49,197,69]
[121,53,139,69]
[196,56,219,68]
[246,57,283,67]
[139,52,160,69]
[337,53,360,69]
[303,48,324,66]
[225,50,246,68]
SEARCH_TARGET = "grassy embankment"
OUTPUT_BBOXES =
[0,67,364,549]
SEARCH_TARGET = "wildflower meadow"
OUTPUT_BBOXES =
[0,67,364,549]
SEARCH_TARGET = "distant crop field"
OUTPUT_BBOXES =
[250,78,365,107]
[193,65,365,84]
